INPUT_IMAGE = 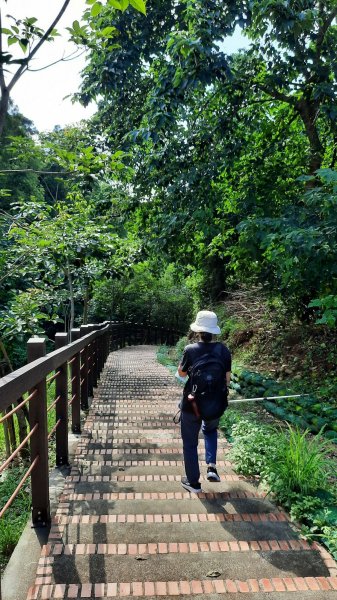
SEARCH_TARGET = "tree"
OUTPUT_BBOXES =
[0,0,146,135]
[0,1,70,135]
[234,0,337,175]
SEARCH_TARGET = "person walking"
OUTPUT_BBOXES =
[177,310,231,493]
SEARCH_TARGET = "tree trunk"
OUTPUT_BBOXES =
[0,87,9,137]
[83,281,90,325]
[296,99,324,176]
[65,263,75,330]
[203,254,227,303]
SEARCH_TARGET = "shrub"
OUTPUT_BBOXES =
[262,425,334,501]
[228,419,279,476]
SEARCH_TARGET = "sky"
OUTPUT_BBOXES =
[3,1,249,133]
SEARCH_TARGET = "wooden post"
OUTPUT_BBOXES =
[103,328,109,364]
[87,324,95,397]
[91,325,99,389]
[80,325,90,410]
[97,330,104,378]
[55,333,69,466]
[70,328,81,433]
[27,337,50,526]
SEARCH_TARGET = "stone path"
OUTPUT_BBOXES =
[27,346,337,599]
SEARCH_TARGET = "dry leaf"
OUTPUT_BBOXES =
[206,570,221,578]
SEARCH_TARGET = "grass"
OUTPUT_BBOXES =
[268,425,334,496]
[0,466,31,569]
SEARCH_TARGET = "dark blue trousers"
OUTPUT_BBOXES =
[180,410,219,484]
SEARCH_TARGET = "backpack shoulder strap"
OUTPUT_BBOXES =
[190,345,225,373]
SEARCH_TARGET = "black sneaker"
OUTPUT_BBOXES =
[207,466,220,482]
[181,477,202,493]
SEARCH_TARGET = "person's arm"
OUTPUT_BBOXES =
[177,348,189,377]
[178,364,188,377]
[224,346,232,389]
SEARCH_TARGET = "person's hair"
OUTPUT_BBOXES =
[198,332,213,343]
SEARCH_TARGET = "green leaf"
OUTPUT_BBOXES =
[296,175,314,182]
[129,0,146,14]
[120,0,129,11]
[72,20,81,33]
[91,2,103,17]
[101,26,116,37]
[107,0,122,8]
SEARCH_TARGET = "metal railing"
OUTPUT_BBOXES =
[0,320,181,527]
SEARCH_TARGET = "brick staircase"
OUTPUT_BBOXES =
[27,346,337,599]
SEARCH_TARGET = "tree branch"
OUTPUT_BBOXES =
[257,83,296,106]
[0,8,7,92]
[7,0,71,93]
[316,7,337,60]
[27,49,86,73]
[0,168,73,175]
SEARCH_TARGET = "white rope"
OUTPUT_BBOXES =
[228,393,309,404]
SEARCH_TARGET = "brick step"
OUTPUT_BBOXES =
[88,409,178,414]
[55,511,289,525]
[75,463,236,477]
[91,406,179,412]
[67,473,250,483]
[93,398,179,403]
[30,549,331,585]
[76,440,230,450]
[85,417,181,424]
[80,437,223,445]
[74,448,230,458]
[43,539,317,557]
[62,479,258,496]
[61,489,266,501]
[27,580,337,599]
[82,432,229,441]
[57,495,276,516]
[84,426,181,434]
[50,520,299,545]
[76,459,233,469]
[95,390,177,394]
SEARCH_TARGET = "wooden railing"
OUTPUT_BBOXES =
[0,321,181,527]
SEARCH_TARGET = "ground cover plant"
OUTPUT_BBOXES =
[230,369,337,443]
[220,410,337,560]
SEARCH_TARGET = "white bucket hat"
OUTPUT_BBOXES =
[190,310,221,334]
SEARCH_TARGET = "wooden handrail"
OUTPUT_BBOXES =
[0,324,110,411]
[0,320,182,526]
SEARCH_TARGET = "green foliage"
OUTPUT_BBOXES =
[262,426,334,499]
[221,409,337,557]
[90,262,193,331]
[227,419,279,476]
[289,495,326,524]
[0,468,31,567]
[309,295,337,327]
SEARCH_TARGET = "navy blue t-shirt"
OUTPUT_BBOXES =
[180,342,231,412]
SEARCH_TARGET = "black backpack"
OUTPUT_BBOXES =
[185,343,228,421]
